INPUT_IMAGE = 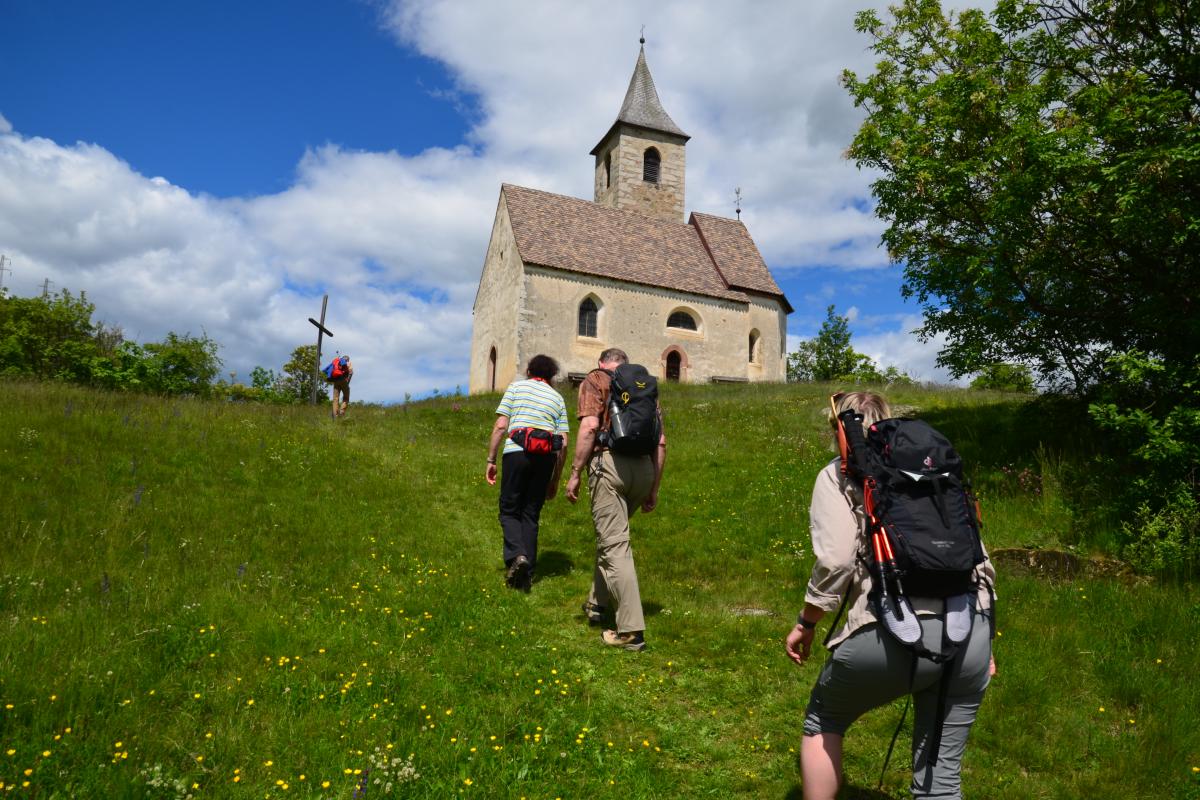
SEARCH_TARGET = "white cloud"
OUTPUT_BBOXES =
[0,1,995,400]
[0,133,474,400]
[856,315,968,386]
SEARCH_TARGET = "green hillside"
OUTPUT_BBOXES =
[1,380,1196,799]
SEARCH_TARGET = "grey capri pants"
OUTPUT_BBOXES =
[804,611,992,799]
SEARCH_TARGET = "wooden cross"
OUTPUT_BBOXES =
[308,294,333,405]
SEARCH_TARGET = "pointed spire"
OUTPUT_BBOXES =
[613,40,688,139]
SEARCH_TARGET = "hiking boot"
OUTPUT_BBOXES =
[505,555,531,590]
[601,629,645,652]
[581,602,606,626]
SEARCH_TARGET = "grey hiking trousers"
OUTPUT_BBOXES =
[803,611,992,799]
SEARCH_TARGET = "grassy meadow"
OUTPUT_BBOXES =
[1,379,1197,799]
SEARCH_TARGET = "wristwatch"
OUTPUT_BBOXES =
[796,615,817,630]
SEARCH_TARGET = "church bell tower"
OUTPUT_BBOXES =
[591,38,690,222]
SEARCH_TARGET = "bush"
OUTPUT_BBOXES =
[141,332,223,396]
[1089,351,1200,573]
[1122,485,1199,576]
[0,289,100,382]
[971,363,1035,393]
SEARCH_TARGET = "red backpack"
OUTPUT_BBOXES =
[323,356,349,382]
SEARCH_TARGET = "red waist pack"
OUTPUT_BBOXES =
[509,427,563,455]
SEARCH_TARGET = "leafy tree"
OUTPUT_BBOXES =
[89,340,151,391]
[0,289,100,382]
[853,361,918,387]
[141,332,222,396]
[279,344,320,402]
[971,363,1035,393]
[787,304,883,383]
[250,366,278,391]
[842,0,1200,393]
[0,288,225,396]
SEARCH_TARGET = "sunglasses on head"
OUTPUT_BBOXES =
[829,393,851,472]
[829,392,846,422]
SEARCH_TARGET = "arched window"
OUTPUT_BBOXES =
[643,147,661,184]
[667,310,697,331]
[604,153,612,188]
[748,330,761,364]
[487,346,497,391]
[578,297,598,338]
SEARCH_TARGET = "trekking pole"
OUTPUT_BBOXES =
[878,528,909,599]
[865,478,910,611]
[870,529,895,608]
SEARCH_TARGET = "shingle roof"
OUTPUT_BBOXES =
[501,184,789,310]
[690,212,785,297]
[616,45,687,138]
[590,45,689,155]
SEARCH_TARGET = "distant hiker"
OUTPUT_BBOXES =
[324,355,353,418]
[486,355,569,592]
[785,391,997,800]
[566,348,666,652]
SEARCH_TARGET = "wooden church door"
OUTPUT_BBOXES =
[666,350,681,382]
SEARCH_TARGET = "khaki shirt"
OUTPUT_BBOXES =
[805,459,996,649]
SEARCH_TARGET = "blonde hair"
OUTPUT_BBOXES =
[829,391,892,429]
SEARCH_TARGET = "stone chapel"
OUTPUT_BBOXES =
[468,41,792,393]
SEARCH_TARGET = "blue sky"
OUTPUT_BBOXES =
[0,0,968,400]
[4,0,462,197]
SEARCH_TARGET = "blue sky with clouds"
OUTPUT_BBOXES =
[0,0,984,401]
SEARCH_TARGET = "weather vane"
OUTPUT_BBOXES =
[734,187,743,220]
[640,25,645,45]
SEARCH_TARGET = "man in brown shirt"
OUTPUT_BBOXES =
[566,348,666,652]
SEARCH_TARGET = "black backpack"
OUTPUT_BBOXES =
[832,409,993,774]
[851,416,986,600]
[598,364,661,456]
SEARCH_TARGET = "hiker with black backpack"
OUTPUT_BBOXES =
[785,391,997,800]
[565,348,665,652]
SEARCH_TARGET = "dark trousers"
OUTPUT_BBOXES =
[498,450,555,569]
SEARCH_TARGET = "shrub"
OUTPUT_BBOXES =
[1122,484,1199,576]
[1089,351,1200,573]
[971,363,1035,393]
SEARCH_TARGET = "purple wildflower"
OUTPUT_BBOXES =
[353,769,370,798]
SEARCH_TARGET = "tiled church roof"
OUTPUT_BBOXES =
[691,212,785,296]
[502,184,789,310]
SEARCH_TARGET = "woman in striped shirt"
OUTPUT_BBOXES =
[485,355,570,591]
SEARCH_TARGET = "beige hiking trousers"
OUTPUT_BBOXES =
[586,450,654,634]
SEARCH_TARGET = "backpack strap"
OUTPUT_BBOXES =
[979,573,997,639]
[923,648,964,773]
[878,656,919,790]
[820,575,856,651]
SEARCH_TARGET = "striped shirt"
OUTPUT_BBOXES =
[496,378,569,456]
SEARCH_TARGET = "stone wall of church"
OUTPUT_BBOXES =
[744,294,790,383]
[593,128,686,223]
[518,267,787,385]
[468,200,524,394]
